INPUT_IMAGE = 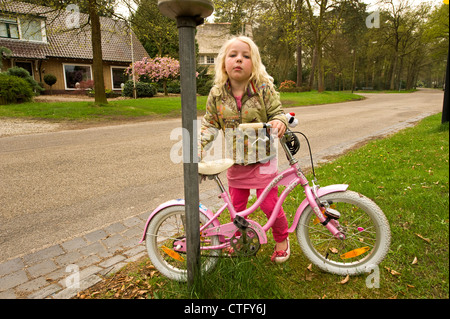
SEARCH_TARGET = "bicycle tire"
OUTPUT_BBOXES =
[145,205,220,281]
[296,190,391,276]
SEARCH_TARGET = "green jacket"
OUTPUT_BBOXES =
[199,81,287,165]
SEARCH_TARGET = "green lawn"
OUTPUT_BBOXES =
[280,90,364,107]
[77,113,448,300]
[0,91,364,121]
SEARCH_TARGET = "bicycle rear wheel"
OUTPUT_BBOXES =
[296,190,390,276]
[145,205,220,281]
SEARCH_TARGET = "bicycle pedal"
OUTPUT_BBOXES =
[233,215,249,230]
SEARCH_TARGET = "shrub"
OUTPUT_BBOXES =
[43,74,57,94]
[0,73,34,104]
[196,65,213,96]
[122,80,157,98]
[6,66,44,95]
[279,80,296,90]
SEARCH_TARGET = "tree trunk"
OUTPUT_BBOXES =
[308,45,317,90]
[88,0,108,105]
[317,44,324,92]
[296,0,303,88]
[390,53,398,90]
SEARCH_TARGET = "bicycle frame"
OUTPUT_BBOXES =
[140,159,348,252]
[142,124,391,278]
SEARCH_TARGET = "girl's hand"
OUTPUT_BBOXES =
[268,120,286,138]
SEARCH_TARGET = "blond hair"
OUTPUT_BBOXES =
[214,36,274,90]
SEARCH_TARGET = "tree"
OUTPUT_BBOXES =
[44,74,57,94]
[306,0,352,92]
[128,0,179,58]
[86,0,108,104]
[128,56,180,96]
[213,0,260,34]
[0,46,12,70]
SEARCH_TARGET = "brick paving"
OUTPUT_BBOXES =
[0,190,223,299]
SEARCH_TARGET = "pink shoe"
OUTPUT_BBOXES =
[271,237,290,264]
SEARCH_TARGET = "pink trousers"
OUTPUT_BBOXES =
[229,186,289,243]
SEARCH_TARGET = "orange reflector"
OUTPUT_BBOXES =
[161,245,184,262]
[340,246,370,259]
[313,207,327,225]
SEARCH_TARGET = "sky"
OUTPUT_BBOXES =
[362,0,445,9]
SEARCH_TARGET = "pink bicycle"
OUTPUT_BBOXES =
[140,122,391,281]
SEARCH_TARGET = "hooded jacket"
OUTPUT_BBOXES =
[199,81,287,165]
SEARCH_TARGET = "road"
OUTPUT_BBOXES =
[0,89,444,262]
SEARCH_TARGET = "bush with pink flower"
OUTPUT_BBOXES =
[127,56,180,96]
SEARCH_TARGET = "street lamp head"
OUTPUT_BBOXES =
[158,0,214,20]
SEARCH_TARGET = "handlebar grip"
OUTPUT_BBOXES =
[239,123,269,130]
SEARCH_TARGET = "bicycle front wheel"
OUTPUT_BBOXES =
[145,205,220,281]
[296,190,391,276]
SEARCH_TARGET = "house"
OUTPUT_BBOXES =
[196,22,253,73]
[0,1,148,94]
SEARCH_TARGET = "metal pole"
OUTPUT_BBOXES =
[157,0,214,288]
[177,16,201,287]
[129,20,137,99]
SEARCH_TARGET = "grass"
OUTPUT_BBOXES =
[0,91,363,121]
[76,113,448,300]
[280,90,364,107]
[0,96,209,121]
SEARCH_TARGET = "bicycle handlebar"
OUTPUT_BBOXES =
[238,123,271,130]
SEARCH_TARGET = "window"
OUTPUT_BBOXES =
[20,18,43,42]
[15,61,33,77]
[111,67,129,90]
[0,14,46,42]
[206,56,215,64]
[63,64,92,90]
[0,15,19,39]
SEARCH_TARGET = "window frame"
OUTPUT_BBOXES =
[110,66,130,90]
[0,15,19,39]
[0,14,47,43]
[62,63,93,90]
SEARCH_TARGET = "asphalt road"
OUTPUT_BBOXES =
[0,89,444,262]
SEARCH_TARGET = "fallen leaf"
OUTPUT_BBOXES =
[412,256,418,265]
[305,272,315,281]
[384,267,401,276]
[415,233,431,243]
[338,274,350,284]
[407,284,415,288]
[329,247,338,254]
[390,269,401,276]
[307,263,313,271]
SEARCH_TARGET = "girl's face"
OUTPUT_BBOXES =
[224,40,252,84]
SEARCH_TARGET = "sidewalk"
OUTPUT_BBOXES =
[0,186,224,299]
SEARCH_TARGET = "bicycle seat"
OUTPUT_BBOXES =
[198,158,234,176]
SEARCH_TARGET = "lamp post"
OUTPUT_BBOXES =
[158,0,214,287]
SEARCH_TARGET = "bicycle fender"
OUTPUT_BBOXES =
[287,184,348,233]
[139,199,220,243]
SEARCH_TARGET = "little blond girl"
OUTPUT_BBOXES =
[199,36,290,263]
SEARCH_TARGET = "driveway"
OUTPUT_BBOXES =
[0,89,444,262]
